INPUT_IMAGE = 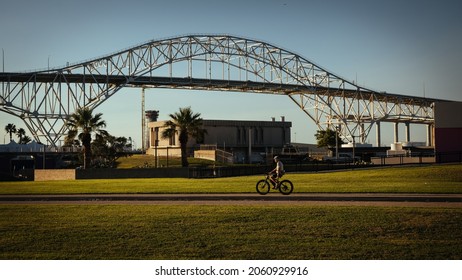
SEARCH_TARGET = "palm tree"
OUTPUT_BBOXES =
[162,107,206,167]
[5,123,16,142]
[65,107,107,169]
[21,135,32,145]
[16,128,26,143]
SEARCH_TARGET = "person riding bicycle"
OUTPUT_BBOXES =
[269,156,285,188]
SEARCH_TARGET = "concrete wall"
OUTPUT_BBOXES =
[194,150,216,161]
[35,169,76,181]
[202,119,291,147]
[76,168,189,179]
[34,168,189,181]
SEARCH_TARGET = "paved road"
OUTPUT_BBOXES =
[1,193,462,207]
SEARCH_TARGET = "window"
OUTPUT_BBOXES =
[169,132,176,146]
[153,127,159,147]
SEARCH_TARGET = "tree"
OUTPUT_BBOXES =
[315,128,344,148]
[65,107,107,169]
[16,128,26,144]
[92,133,131,168]
[20,135,32,145]
[162,107,206,167]
[5,123,16,142]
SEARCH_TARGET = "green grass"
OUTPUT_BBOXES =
[0,164,461,194]
[1,205,461,259]
[1,164,461,260]
[116,154,216,168]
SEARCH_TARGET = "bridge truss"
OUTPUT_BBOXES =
[0,34,441,147]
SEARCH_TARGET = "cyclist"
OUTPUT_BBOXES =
[269,156,285,188]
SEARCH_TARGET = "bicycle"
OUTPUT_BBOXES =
[256,174,294,195]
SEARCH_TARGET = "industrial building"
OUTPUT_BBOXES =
[144,101,462,165]
[434,101,462,162]
[146,117,291,163]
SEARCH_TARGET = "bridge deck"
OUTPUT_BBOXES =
[0,72,443,106]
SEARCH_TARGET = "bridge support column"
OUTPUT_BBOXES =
[405,122,410,143]
[427,124,433,147]
[360,123,366,144]
[394,122,399,143]
[376,121,381,147]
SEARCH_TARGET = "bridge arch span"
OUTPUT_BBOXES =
[1,34,437,146]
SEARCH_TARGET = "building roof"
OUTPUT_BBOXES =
[149,119,292,127]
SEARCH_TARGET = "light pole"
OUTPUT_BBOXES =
[2,49,4,100]
[335,126,339,160]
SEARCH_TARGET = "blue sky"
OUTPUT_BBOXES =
[1,0,461,147]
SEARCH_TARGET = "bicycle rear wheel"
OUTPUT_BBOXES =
[278,180,293,195]
[256,180,270,195]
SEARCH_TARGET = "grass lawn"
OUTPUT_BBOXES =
[1,205,461,259]
[1,164,461,260]
[0,164,461,194]
[115,154,216,168]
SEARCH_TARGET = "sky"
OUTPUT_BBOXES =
[1,0,461,147]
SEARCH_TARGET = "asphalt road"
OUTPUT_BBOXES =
[1,193,462,207]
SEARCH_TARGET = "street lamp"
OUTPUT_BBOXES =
[335,126,339,160]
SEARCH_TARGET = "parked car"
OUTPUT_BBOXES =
[275,144,312,164]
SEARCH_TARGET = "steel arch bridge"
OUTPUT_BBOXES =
[0,34,442,147]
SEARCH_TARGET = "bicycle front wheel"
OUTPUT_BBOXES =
[278,180,293,195]
[256,180,270,195]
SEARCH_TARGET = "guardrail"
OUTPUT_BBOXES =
[371,151,462,165]
[188,165,269,178]
[5,151,462,181]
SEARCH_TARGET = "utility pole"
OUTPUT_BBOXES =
[335,126,339,160]
[141,87,145,152]
[248,127,252,164]
[2,49,4,102]
[2,49,4,98]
